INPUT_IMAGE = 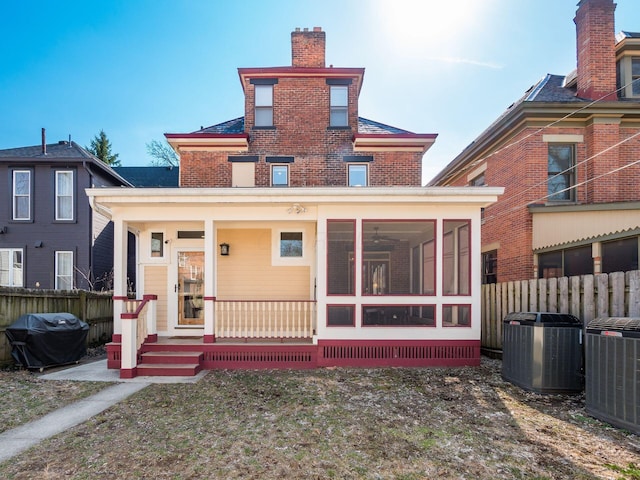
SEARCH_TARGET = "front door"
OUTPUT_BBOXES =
[177,251,204,326]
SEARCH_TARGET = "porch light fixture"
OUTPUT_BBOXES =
[287,203,306,214]
[219,243,230,256]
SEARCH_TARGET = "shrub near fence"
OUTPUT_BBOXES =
[481,270,640,352]
[0,287,114,366]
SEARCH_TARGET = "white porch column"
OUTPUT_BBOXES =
[112,217,128,341]
[203,219,216,342]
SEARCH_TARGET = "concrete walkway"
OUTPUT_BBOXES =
[0,359,207,464]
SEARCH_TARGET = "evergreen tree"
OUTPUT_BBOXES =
[87,130,120,166]
[146,139,179,167]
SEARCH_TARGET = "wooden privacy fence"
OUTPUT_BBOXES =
[0,287,114,365]
[481,270,640,351]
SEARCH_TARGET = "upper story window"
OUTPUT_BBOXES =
[548,144,576,202]
[482,250,497,284]
[617,56,640,98]
[0,248,23,287]
[271,164,288,187]
[469,172,486,186]
[255,84,273,127]
[330,86,348,127]
[12,170,31,221]
[55,170,74,221]
[348,164,367,186]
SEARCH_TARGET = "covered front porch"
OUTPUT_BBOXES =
[87,186,503,378]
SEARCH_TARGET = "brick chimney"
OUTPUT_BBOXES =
[291,27,325,68]
[574,0,617,100]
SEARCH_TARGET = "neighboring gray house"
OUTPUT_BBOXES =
[0,136,131,290]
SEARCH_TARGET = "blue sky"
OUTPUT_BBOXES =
[1,0,638,183]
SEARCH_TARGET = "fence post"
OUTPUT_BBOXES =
[628,271,640,317]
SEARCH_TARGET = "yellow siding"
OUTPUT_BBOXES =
[144,265,168,331]
[217,229,310,300]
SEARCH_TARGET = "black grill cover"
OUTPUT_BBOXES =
[6,313,89,369]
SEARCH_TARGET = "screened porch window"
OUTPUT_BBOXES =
[602,237,639,274]
[442,220,470,295]
[327,220,355,295]
[362,221,435,295]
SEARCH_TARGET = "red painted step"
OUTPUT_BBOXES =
[136,363,202,376]
[140,351,204,365]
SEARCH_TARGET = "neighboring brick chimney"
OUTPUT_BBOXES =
[291,27,325,68]
[574,0,617,100]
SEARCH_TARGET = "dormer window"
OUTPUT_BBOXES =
[617,56,640,98]
[250,78,278,128]
[330,86,348,126]
[255,85,273,126]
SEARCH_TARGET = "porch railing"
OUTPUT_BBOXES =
[120,295,157,377]
[215,300,316,339]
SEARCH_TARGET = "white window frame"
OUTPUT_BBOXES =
[12,170,31,221]
[330,85,348,127]
[55,251,74,290]
[0,248,24,287]
[55,170,74,221]
[255,84,274,127]
[151,232,165,258]
[271,164,289,187]
[348,163,368,187]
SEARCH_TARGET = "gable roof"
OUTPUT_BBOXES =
[114,166,179,187]
[0,140,132,186]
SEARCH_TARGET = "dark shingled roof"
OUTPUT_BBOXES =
[194,117,245,134]
[0,140,95,158]
[113,166,179,187]
[191,116,412,135]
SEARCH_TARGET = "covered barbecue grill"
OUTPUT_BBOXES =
[6,313,89,370]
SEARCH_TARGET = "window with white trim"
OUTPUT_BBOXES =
[330,85,348,126]
[271,164,288,187]
[280,232,303,257]
[0,248,23,287]
[12,170,31,220]
[151,232,164,258]
[255,84,273,127]
[348,164,367,186]
[55,251,73,290]
[55,170,74,220]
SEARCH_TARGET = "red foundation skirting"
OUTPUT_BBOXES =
[120,368,137,379]
[111,339,481,376]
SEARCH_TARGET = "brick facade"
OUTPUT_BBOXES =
[431,0,640,282]
[173,28,430,189]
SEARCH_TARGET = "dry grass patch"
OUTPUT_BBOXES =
[0,369,109,434]
[0,358,638,479]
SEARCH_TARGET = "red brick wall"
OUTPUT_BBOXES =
[180,74,423,188]
[291,28,325,68]
[446,121,640,282]
[575,0,617,100]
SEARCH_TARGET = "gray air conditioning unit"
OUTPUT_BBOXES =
[585,317,640,435]
[502,312,583,394]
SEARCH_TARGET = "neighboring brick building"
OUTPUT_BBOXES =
[87,27,502,377]
[429,0,640,283]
